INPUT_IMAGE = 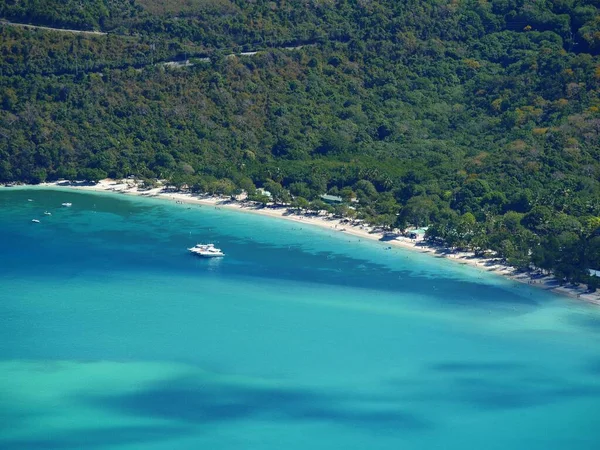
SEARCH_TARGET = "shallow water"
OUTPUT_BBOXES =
[1,188,599,449]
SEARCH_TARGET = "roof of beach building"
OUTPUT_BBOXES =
[320,194,343,203]
[256,188,272,198]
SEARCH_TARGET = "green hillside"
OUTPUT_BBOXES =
[1,0,599,288]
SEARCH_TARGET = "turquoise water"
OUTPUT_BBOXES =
[1,188,599,449]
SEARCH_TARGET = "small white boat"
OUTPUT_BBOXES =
[44,211,52,215]
[27,199,33,202]
[188,243,225,258]
[61,202,72,207]
[31,219,40,223]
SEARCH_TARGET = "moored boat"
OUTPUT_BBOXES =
[188,243,225,257]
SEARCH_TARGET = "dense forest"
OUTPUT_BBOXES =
[1,0,600,289]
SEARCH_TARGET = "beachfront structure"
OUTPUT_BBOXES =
[257,188,272,198]
[320,194,343,204]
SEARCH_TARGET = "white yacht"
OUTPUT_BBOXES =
[44,211,52,215]
[31,219,40,223]
[61,202,72,207]
[188,243,225,258]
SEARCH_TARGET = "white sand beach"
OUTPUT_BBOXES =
[16,179,600,306]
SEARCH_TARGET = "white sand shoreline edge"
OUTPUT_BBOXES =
[7,179,600,306]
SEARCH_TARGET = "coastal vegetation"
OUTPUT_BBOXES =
[1,0,600,290]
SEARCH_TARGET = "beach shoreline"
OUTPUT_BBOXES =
[6,179,600,306]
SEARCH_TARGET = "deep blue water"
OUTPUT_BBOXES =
[1,187,599,449]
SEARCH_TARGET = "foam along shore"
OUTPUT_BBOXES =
[15,178,600,306]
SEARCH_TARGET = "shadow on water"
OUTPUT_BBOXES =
[0,425,191,449]
[3,357,600,448]
[448,377,600,410]
[7,358,600,448]
[87,376,431,433]
[390,360,600,411]
[567,313,600,333]
[1,378,430,448]
[429,362,526,373]
[586,360,600,375]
